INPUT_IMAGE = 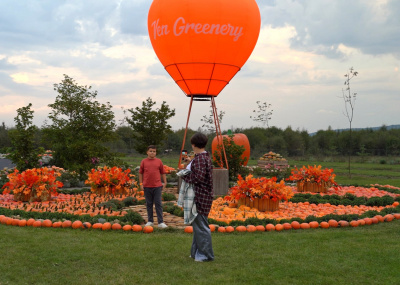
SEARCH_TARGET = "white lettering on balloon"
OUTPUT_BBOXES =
[151,17,244,42]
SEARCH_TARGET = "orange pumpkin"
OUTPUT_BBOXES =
[83,222,92,229]
[255,225,265,232]
[291,221,301,230]
[246,225,257,232]
[143,226,154,233]
[92,223,103,229]
[122,225,132,231]
[218,226,226,233]
[32,220,42,227]
[235,225,247,232]
[212,133,251,166]
[52,221,62,228]
[349,220,359,227]
[265,224,275,231]
[62,220,72,228]
[309,221,319,228]
[72,220,83,229]
[320,221,329,229]
[275,224,284,231]
[282,223,292,230]
[132,225,143,232]
[112,223,122,230]
[18,219,27,227]
[300,223,310,229]
[184,226,194,233]
[102,222,112,230]
[225,226,235,233]
[27,218,36,227]
[209,224,216,232]
[42,219,53,228]
[328,219,338,228]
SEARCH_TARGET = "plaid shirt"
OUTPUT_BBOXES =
[177,169,198,224]
[182,152,213,216]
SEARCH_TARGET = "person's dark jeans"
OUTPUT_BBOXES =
[144,186,163,224]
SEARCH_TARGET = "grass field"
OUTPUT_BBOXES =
[1,222,400,285]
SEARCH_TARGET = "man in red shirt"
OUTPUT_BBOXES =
[139,145,168,228]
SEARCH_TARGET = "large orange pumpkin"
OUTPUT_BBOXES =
[212,133,250,166]
[148,0,261,98]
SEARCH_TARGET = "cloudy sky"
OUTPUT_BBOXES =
[0,0,399,133]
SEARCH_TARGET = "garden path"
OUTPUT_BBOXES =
[124,186,186,229]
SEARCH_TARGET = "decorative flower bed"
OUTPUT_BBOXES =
[85,166,137,195]
[225,174,293,212]
[287,165,338,193]
[2,168,63,202]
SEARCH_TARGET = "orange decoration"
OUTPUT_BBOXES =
[275,224,284,231]
[212,133,251,166]
[148,0,261,98]
[291,221,301,230]
[255,225,265,232]
[102,222,112,231]
[72,220,83,229]
[112,223,122,230]
[122,225,132,231]
[184,226,194,233]
[42,219,53,228]
[265,224,275,231]
[225,226,235,233]
[235,225,247,232]
[209,224,216,232]
[218,226,226,233]
[132,225,143,232]
[52,221,62,228]
[32,220,42,227]
[143,226,154,234]
[62,220,72,228]
[83,222,92,229]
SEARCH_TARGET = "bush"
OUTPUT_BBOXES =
[162,192,176,201]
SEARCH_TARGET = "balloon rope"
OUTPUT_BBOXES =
[178,95,194,169]
[211,97,229,170]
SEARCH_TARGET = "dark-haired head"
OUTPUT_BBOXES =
[190,133,208,149]
[147,145,157,150]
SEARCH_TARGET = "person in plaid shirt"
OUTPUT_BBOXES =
[182,133,214,262]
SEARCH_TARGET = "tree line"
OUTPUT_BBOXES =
[2,122,399,159]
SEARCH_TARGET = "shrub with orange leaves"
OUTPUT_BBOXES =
[85,166,137,195]
[225,174,294,203]
[2,168,63,202]
[287,165,338,187]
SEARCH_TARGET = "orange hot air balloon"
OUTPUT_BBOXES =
[148,0,261,98]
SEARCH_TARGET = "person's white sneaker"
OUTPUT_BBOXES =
[158,223,168,229]
[145,222,154,227]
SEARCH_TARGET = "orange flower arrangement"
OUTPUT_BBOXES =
[287,165,338,186]
[2,168,62,202]
[226,174,294,202]
[163,165,176,174]
[85,166,137,195]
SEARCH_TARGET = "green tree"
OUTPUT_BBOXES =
[200,105,225,135]
[125,97,175,154]
[43,75,117,176]
[8,104,43,170]
[213,134,246,180]
[0,122,12,150]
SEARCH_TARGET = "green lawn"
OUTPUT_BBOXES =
[1,222,400,285]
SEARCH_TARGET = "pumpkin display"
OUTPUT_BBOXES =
[212,133,250,166]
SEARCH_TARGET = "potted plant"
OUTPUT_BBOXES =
[225,174,293,212]
[85,166,137,196]
[287,165,338,193]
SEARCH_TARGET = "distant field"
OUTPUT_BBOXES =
[120,155,400,187]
